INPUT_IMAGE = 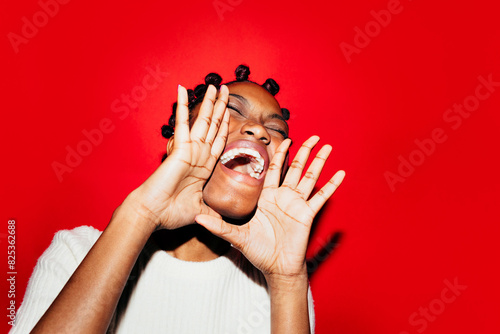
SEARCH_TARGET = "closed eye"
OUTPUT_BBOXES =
[268,127,288,139]
[227,105,243,116]
[228,104,288,138]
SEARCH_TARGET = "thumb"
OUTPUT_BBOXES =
[195,214,245,250]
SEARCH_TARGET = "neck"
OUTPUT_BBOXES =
[151,224,231,262]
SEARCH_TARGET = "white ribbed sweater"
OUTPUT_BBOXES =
[10,226,315,333]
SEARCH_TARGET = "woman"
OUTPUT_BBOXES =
[12,65,345,333]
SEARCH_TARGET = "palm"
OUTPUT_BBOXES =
[243,187,316,276]
[155,141,218,228]
[196,136,345,277]
[134,85,230,230]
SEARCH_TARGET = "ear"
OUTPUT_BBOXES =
[166,137,175,155]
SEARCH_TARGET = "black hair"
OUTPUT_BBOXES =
[161,64,290,141]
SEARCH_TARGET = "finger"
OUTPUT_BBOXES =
[195,214,246,250]
[211,107,230,157]
[174,85,190,146]
[206,85,229,145]
[263,139,292,189]
[200,204,223,221]
[307,170,346,213]
[191,85,217,141]
[281,136,320,189]
[295,144,332,198]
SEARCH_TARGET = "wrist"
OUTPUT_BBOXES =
[114,191,160,235]
[265,270,309,294]
[265,270,311,334]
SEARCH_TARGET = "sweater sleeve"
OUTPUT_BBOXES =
[308,283,316,333]
[9,226,102,334]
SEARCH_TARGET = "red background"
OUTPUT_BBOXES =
[2,0,499,333]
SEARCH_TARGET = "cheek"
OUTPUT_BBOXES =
[227,117,242,134]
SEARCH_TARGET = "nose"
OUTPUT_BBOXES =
[240,121,270,144]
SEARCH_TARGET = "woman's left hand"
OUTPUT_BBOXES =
[196,135,345,280]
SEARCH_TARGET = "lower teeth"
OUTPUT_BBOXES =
[249,172,260,179]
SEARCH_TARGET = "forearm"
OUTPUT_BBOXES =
[266,271,311,334]
[32,195,156,334]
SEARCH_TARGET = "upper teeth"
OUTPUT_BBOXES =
[220,147,265,178]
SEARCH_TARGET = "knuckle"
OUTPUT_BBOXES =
[293,188,305,196]
[220,224,233,236]
[268,162,280,170]
[201,116,211,127]
[329,178,339,186]
[207,96,216,103]
[213,118,222,128]
[290,161,304,169]
[304,171,316,180]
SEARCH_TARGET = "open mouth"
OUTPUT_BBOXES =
[220,148,265,179]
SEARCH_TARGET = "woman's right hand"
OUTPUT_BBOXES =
[29,84,229,334]
[125,84,230,230]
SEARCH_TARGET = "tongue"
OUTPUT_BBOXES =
[233,164,253,175]
[225,156,254,176]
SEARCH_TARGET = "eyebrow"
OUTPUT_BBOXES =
[268,113,287,123]
[228,94,249,107]
[229,93,288,123]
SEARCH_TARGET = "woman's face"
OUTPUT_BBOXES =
[193,82,289,219]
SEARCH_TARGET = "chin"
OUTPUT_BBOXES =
[202,187,258,222]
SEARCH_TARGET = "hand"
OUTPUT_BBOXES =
[195,136,345,279]
[127,84,230,230]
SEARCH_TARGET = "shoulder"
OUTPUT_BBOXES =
[35,226,102,273]
[9,227,103,333]
[49,225,101,253]
[50,225,102,250]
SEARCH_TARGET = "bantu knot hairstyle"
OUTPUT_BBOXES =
[161,64,290,142]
